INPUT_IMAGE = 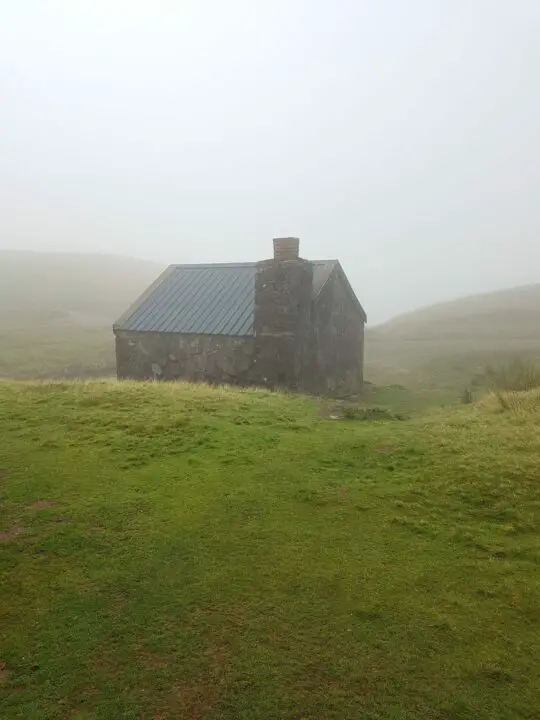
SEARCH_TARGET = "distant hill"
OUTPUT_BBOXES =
[0,250,163,328]
[369,284,540,342]
[0,251,163,379]
[365,284,540,395]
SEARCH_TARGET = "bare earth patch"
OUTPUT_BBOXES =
[0,661,9,685]
[168,633,231,720]
[159,606,243,719]
[375,445,398,454]
[29,500,60,510]
[0,527,25,542]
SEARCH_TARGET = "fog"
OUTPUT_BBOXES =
[1,0,539,323]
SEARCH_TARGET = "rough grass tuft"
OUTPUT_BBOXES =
[489,387,540,413]
[484,358,540,392]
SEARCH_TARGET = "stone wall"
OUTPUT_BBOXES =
[311,267,364,395]
[115,330,256,384]
[252,257,314,390]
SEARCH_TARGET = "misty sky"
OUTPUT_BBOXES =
[1,1,539,323]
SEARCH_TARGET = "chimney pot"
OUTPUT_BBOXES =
[273,237,300,261]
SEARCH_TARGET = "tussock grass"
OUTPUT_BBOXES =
[482,387,540,414]
[1,380,540,719]
[484,358,540,393]
[475,360,540,413]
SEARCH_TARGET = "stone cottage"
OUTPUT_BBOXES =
[113,238,366,394]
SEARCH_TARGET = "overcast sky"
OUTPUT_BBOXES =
[1,1,539,322]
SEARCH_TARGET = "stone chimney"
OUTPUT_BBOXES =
[253,237,313,391]
[273,237,300,262]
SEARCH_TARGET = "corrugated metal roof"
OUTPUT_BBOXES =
[115,264,256,336]
[114,260,340,336]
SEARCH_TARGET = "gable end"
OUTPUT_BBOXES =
[315,262,367,322]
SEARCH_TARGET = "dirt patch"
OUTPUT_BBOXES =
[89,526,106,533]
[161,605,244,719]
[29,500,60,510]
[172,679,223,720]
[0,527,25,542]
[375,445,398,454]
[137,650,169,670]
[169,633,232,720]
[0,662,9,685]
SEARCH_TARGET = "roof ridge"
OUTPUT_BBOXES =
[168,259,339,270]
[170,262,256,269]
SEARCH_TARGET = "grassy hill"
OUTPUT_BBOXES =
[0,251,162,379]
[366,284,540,401]
[1,380,539,719]
[371,284,540,342]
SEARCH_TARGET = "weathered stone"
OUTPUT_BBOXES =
[251,256,314,390]
[311,264,364,395]
[116,332,256,386]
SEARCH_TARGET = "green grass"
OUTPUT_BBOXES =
[365,336,540,406]
[0,325,116,380]
[1,380,540,719]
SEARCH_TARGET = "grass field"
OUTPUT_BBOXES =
[364,337,540,406]
[0,325,116,381]
[1,380,540,719]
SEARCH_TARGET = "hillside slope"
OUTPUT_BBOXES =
[370,284,540,342]
[0,251,162,378]
[365,284,540,394]
[0,250,162,328]
[1,380,539,719]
